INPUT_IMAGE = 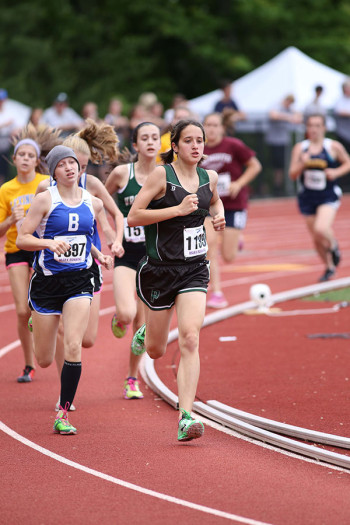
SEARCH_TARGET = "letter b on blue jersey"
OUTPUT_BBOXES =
[68,213,79,231]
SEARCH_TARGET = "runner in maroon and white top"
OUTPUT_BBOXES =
[202,112,261,308]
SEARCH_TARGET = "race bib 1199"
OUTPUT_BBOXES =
[184,225,207,258]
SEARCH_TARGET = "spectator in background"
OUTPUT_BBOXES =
[304,85,327,119]
[104,97,130,149]
[129,103,149,130]
[156,105,193,163]
[81,101,101,123]
[0,89,20,185]
[333,78,350,154]
[164,93,188,124]
[214,80,246,122]
[265,94,303,196]
[41,92,83,137]
[28,108,44,130]
[137,92,165,130]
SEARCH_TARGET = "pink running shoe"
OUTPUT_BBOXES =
[207,292,228,309]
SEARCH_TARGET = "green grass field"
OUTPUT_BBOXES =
[303,287,350,303]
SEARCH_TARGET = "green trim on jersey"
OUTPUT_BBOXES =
[116,163,142,217]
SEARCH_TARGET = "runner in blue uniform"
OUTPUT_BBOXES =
[128,120,225,441]
[17,145,113,435]
[34,120,123,410]
[105,122,160,400]
[289,114,350,281]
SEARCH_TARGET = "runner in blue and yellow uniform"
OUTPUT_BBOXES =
[289,114,350,282]
[128,119,225,441]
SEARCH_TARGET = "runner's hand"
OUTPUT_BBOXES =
[98,253,113,270]
[177,194,199,216]
[11,204,25,224]
[212,214,226,231]
[110,239,125,258]
[48,239,71,255]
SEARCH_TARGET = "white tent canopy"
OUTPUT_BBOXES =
[189,47,347,119]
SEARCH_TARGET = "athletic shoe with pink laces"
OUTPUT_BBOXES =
[111,314,128,338]
[53,402,77,435]
[124,377,144,399]
[206,292,228,309]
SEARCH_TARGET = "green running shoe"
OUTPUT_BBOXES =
[111,314,128,338]
[178,408,204,442]
[131,324,146,356]
[28,316,33,332]
[53,403,77,435]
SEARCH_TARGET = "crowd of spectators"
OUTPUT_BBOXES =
[1,79,350,192]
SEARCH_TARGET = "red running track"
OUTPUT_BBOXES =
[1,196,350,524]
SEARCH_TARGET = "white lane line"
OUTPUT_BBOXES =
[0,340,20,358]
[0,304,274,524]
[0,304,15,313]
[0,421,272,525]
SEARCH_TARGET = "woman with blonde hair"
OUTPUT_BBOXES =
[0,124,62,382]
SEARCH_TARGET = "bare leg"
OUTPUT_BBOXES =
[305,205,337,269]
[175,291,206,413]
[32,311,60,368]
[128,298,145,378]
[8,265,35,369]
[221,227,241,263]
[205,217,221,293]
[82,292,101,348]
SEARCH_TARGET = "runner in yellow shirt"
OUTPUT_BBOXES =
[0,125,61,382]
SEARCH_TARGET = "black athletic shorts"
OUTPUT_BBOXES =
[114,240,146,272]
[5,250,34,268]
[136,256,210,311]
[91,258,103,293]
[28,269,94,314]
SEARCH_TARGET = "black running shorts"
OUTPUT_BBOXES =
[114,240,146,271]
[136,256,210,310]
[5,249,34,268]
[28,269,94,314]
[91,258,103,293]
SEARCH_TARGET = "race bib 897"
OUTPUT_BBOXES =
[54,234,87,263]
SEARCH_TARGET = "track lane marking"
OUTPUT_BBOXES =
[0,421,272,525]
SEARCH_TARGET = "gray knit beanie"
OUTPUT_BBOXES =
[45,145,80,178]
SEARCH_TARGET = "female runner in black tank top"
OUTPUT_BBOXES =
[128,120,225,442]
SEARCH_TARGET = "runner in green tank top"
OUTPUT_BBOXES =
[128,119,225,441]
[105,122,161,401]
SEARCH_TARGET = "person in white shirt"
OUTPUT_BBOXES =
[41,93,83,137]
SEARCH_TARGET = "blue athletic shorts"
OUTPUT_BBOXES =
[224,209,247,229]
[298,187,341,216]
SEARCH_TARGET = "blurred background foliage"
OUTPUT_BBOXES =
[1,0,350,114]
